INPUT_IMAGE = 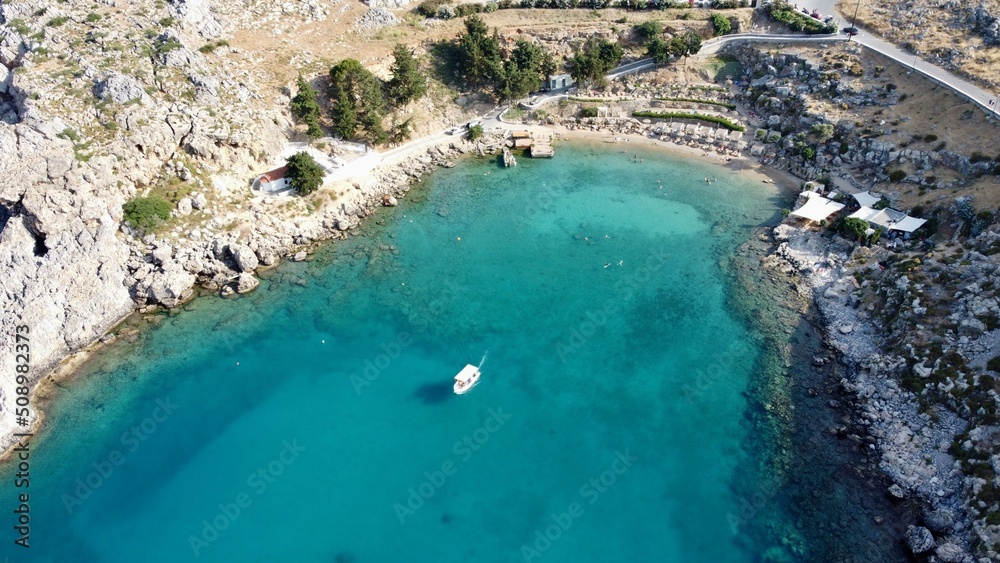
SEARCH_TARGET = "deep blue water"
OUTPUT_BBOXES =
[1,142,803,562]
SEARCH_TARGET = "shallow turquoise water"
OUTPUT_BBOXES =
[1,142,794,562]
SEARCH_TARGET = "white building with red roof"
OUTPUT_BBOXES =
[252,166,290,193]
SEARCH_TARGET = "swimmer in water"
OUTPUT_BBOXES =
[604,263,611,268]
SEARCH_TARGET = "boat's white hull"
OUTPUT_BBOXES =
[454,376,480,395]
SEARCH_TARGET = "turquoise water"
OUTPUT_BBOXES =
[2,142,796,562]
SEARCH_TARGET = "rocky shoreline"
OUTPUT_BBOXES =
[767,223,981,561]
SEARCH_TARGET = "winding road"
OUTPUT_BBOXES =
[309,11,997,187]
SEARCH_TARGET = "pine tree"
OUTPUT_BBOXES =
[291,75,323,139]
[386,44,427,107]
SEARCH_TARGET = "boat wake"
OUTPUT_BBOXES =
[478,351,489,370]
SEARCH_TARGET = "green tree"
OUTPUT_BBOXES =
[329,59,388,144]
[566,37,623,87]
[467,123,484,140]
[291,75,323,139]
[647,36,672,64]
[710,13,731,36]
[386,44,427,107]
[285,151,325,195]
[634,20,662,41]
[122,196,172,233]
[456,15,503,89]
[840,217,870,242]
[497,40,546,101]
[677,32,702,59]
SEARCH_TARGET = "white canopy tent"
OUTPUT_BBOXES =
[791,195,845,222]
[851,191,881,208]
[849,206,927,233]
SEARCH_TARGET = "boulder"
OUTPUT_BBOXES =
[383,194,398,207]
[924,508,955,533]
[192,192,208,210]
[147,266,196,308]
[235,272,259,294]
[151,244,173,265]
[228,243,259,272]
[176,197,193,216]
[904,525,934,554]
[93,72,148,105]
[934,543,965,563]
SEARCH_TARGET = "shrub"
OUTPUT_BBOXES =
[710,13,731,35]
[840,217,870,242]
[888,169,907,182]
[924,134,938,143]
[455,3,482,16]
[988,355,1000,373]
[437,4,456,18]
[47,16,69,27]
[579,107,599,118]
[467,123,484,140]
[971,151,991,163]
[810,122,834,141]
[122,196,172,232]
[415,0,447,17]
[285,152,325,195]
[86,13,101,23]
[632,110,744,131]
[634,20,663,41]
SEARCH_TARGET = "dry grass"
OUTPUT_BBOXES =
[837,0,1000,90]
[780,43,1000,210]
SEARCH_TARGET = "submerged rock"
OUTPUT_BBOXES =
[235,272,258,294]
[925,508,955,532]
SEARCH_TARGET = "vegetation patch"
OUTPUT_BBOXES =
[632,111,744,131]
[122,196,172,233]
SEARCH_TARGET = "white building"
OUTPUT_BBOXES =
[252,166,289,193]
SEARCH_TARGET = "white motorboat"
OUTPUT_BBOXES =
[453,364,481,395]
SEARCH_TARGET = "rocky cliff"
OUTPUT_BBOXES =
[0,0,295,451]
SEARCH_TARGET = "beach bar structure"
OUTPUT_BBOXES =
[849,206,927,233]
[790,192,845,223]
[851,190,881,208]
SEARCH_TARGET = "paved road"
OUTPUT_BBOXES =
[315,17,999,186]
[778,1,999,114]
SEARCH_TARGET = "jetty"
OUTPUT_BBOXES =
[529,133,554,158]
[507,130,555,158]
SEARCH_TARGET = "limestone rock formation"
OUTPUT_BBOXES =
[229,243,259,272]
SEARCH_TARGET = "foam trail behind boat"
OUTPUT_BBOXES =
[478,351,489,369]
